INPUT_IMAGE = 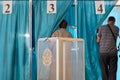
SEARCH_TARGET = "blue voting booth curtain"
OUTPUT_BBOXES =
[77,1,116,80]
[0,1,30,80]
[32,1,73,80]
[32,1,116,80]
[0,0,116,80]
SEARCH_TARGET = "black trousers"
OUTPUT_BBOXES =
[100,53,118,80]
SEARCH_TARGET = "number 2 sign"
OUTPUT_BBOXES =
[47,1,56,14]
[95,1,105,14]
[3,1,12,14]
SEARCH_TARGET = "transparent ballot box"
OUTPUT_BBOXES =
[37,38,85,80]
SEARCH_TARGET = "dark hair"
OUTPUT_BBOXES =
[59,19,67,28]
[108,16,115,22]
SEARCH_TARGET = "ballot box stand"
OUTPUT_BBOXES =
[37,37,85,80]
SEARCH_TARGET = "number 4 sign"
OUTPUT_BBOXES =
[47,1,56,14]
[3,1,12,14]
[95,1,105,14]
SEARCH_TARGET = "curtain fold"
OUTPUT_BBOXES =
[64,6,76,38]
[0,1,30,80]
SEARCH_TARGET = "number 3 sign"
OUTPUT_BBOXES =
[3,1,12,14]
[95,1,105,14]
[47,1,56,14]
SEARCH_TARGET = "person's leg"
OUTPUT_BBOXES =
[109,53,118,80]
[100,53,109,80]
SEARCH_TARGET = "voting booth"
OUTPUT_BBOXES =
[37,38,85,80]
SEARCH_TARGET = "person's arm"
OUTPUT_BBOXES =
[97,27,102,43]
[97,36,101,43]
[68,32,72,38]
